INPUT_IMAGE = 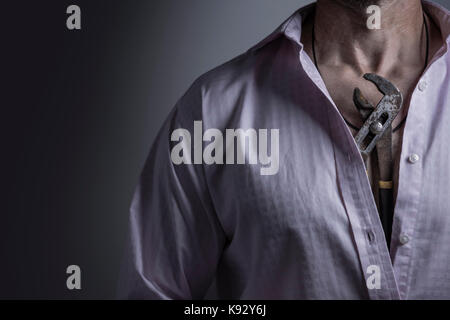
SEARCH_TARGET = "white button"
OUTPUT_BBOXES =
[408,153,420,164]
[418,80,428,92]
[399,234,410,245]
[367,230,375,243]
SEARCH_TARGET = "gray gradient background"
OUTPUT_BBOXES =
[1,0,448,299]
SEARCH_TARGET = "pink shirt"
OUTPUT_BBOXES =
[118,1,450,299]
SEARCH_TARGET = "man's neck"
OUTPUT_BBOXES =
[314,0,426,75]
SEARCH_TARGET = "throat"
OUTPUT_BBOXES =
[313,0,427,75]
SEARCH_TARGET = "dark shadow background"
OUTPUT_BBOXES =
[1,0,448,299]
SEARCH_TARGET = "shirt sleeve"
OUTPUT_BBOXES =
[117,82,227,299]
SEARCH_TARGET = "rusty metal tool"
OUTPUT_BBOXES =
[353,73,403,159]
[353,73,403,247]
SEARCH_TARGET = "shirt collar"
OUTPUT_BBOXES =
[250,1,450,53]
[250,3,313,52]
[424,0,450,44]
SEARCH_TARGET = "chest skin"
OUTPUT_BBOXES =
[299,9,444,207]
[319,68,419,204]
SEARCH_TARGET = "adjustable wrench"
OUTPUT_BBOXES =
[352,73,403,247]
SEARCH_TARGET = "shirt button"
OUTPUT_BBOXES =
[418,80,428,92]
[408,153,420,164]
[367,230,375,244]
[399,233,410,245]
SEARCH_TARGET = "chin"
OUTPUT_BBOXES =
[334,0,393,11]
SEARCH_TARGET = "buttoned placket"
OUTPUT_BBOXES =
[389,74,428,299]
[389,32,450,297]
[298,48,401,299]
